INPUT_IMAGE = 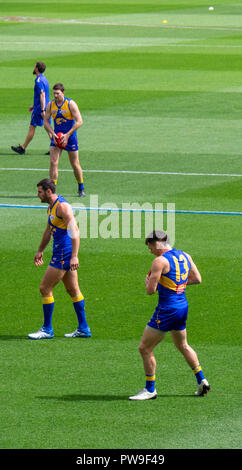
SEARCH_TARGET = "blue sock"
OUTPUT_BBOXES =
[145,374,156,393]
[42,296,54,330]
[193,365,205,385]
[72,295,88,330]
[78,180,84,191]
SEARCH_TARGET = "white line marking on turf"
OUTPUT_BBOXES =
[0,168,241,177]
[1,41,242,48]
[82,169,242,177]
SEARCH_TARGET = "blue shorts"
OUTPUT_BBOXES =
[49,250,72,271]
[30,110,43,127]
[30,111,51,127]
[50,133,78,152]
[147,304,188,332]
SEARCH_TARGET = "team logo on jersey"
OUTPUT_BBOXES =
[56,117,67,125]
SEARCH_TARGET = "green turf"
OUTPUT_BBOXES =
[0,0,241,450]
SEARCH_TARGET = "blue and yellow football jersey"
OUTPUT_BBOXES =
[48,195,72,254]
[157,249,191,307]
[50,98,77,136]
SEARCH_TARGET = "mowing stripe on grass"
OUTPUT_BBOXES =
[2,41,242,49]
[0,204,241,216]
[0,168,241,178]
[1,17,242,33]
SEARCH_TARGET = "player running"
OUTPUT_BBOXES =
[129,230,210,400]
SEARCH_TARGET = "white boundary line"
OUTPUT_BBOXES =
[0,167,241,177]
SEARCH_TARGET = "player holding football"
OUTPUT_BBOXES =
[43,83,86,197]
[11,61,51,155]
[129,230,210,400]
[28,178,91,340]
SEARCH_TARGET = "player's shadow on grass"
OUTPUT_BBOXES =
[37,393,193,401]
[0,335,28,340]
[37,394,129,402]
[0,195,37,199]
[0,152,48,156]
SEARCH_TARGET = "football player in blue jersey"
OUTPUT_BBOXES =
[44,83,86,197]
[28,178,91,340]
[129,230,210,400]
[11,62,51,155]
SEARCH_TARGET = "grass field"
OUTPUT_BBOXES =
[0,0,241,452]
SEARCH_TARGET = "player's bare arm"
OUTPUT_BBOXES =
[145,256,170,295]
[43,103,58,141]
[69,100,83,132]
[186,254,202,285]
[57,203,80,271]
[59,100,83,147]
[40,89,46,115]
[34,224,52,266]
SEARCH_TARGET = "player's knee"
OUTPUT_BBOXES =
[29,126,36,137]
[65,285,74,297]
[50,156,59,165]
[139,342,148,357]
[64,283,79,297]
[72,161,80,171]
[40,283,50,297]
[177,342,189,354]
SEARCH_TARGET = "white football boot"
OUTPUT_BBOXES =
[64,327,91,338]
[28,327,54,340]
[129,388,157,401]
[195,379,211,396]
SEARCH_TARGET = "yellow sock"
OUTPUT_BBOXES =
[71,293,84,303]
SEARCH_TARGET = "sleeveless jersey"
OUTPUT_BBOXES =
[49,98,77,136]
[157,249,191,308]
[47,195,72,254]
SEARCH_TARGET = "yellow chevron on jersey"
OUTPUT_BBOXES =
[50,98,73,126]
[159,275,187,294]
[48,198,67,231]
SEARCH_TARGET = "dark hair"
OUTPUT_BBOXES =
[36,62,46,73]
[53,82,65,93]
[145,230,169,246]
[37,178,56,193]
